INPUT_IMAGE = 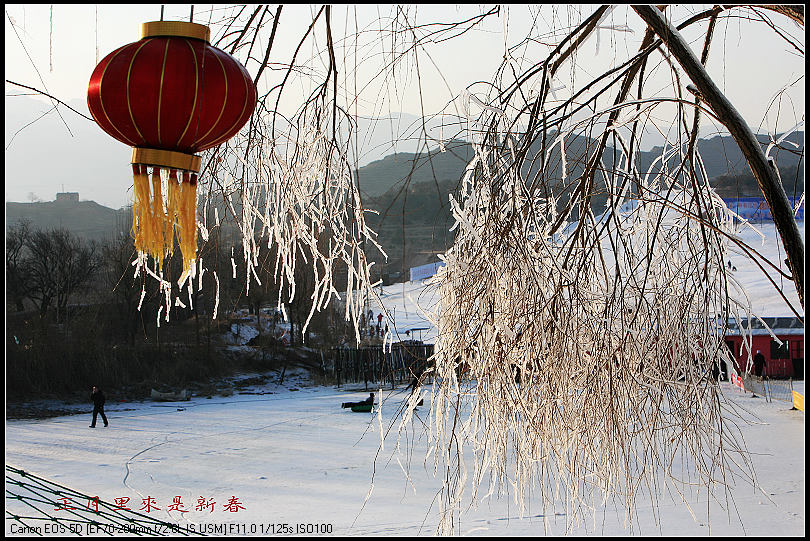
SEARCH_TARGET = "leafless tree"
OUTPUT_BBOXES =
[6,220,32,312]
[99,233,143,344]
[23,227,99,328]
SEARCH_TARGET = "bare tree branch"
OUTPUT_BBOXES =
[5,79,95,122]
[633,5,804,309]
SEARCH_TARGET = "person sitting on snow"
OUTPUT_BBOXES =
[341,393,375,408]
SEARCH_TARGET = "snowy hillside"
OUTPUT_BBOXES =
[725,219,804,316]
[367,280,440,344]
[370,218,805,344]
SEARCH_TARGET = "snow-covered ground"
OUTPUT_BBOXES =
[5,378,804,536]
[5,219,804,536]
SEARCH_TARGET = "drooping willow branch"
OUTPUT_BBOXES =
[190,6,512,338]
[387,5,803,535]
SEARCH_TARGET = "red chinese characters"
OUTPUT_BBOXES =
[222,496,245,513]
[53,494,246,514]
[167,496,189,513]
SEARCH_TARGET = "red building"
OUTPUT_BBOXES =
[725,317,804,379]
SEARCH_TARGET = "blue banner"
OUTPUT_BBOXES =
[410,261,446,282]
[723,197,804,221]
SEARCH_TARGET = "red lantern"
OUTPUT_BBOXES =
[87,21,257,274]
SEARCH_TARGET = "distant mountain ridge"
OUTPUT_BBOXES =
[356,130,804,273]
[355,131,805,198]
[7,131,804,277]
[356,139,474,198]
[6,199,130,242]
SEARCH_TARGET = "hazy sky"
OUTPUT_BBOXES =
[5,5,805,209]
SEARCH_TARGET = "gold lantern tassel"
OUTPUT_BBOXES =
[150,166,167,265]
[130,150,200,274]
[131,164,177,270]
[166,168,181,259]
[131,164,152,256]
[175,171,198,275]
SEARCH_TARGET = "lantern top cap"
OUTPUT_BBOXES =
[141,21,210,43]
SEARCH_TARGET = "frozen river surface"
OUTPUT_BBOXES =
[6,378,805,536]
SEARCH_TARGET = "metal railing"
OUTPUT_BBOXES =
[326,343,434,390]
[741,374,794,403]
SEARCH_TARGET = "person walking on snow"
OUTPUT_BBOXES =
[90,386,108,428]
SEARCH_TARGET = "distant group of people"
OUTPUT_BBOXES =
[359,310,388,339]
